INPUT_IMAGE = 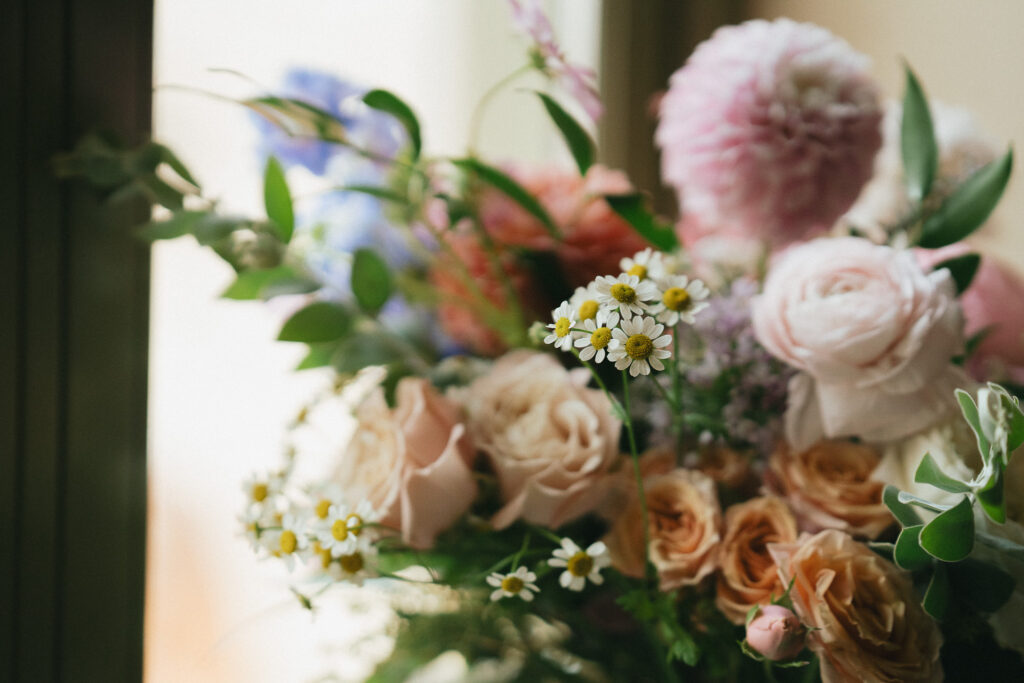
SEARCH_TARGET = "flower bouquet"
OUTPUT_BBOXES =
[60,4,1024,681]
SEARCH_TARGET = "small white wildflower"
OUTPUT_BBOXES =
[324,543,378,585]
[262,512,311,571]
[318,499,377,557]
[573,308,620,363]
[241,471,284,507]
[593,274,659,316]
[619,247,667,281]
[544,301,579,351]
[608,314,673,377]
[487,566,540,602]
[569,284,601,323]
[650,274,710,325]
[548,538,611,591]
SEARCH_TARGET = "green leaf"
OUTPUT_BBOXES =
[1001,387,1024,453]
[153,143,200,189]
[363,89,421,160]
[900,65,938,202]
[331,331,403,373]
[137,173,184,209]
[934,252,981,295]
[957,388,992,460]
[296,343,339,370]
[976,530,1024,562]
[894,525,933,572]
[978,465,1006,524]
[919,495,975,562]
[604,194,679,252]
[243,96,348,142]
[453,158,561,238]
[350,248,392,316]
[337,184,409,204]
[191,215,247,246]
[221,265,298,300]
[922,562,951,620]
[918,148,1014,248]
[535,92,594,175]
[278,301,352,343]
[883,484,924,527]
[949,558,1016,612]
[915,452,972,493]
[263,156,294,243]
[135,210,208,241]
[260,276,321,299]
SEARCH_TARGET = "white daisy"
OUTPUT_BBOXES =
[318,499,378,557]
[241,470,284,508]
[543,301,579,351]
[608,314,673,377]
[325,544,378,586]
[548,538,611,591]
[262,512,311,571]
[619,247,667,281]
[487,566,540,602]
[593,274,660,316]
[569,284,601,323]
[649,274,710,326]
[573,308,620,363]
[307,483,344,524]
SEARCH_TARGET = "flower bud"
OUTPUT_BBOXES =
[745,604,805,661]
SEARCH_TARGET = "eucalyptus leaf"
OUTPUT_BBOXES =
[278,301,352,343]
[977,465,1006,524]
[894,525,933,572]
[605,194,679,252]
[883,485,925,527]
[956,388,992,460]
[919,495,974,562]
[915,452,972,493]
[535,92,594,175]
[900,65,938,202]
[364,89,422,159]
[453,158,561,238]
[922,562,950,620]
[918,148,1014,248]
[934,252,981,295]
[263,156,294,243]
[351,248,392,316]
[948,558,1016,612]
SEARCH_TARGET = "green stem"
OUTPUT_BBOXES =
[468,64,533,154]
[622,370,653,585]
[510,532,531,570]
[671,327,685,460]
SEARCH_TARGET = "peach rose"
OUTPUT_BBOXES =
[745,604,806,662]
[769,530,943,683]
[462,351,621,529]
[334,378,476,549]
[768,440,892,539]
[604,466,721,591]
[479,164,649,286]
[752,237,968,450]
[716,497,799,624]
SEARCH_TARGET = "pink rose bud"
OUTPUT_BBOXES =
[745,604,806,661]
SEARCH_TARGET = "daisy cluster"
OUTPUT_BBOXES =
[488,538,611,602]
[543,248,710,376]
[240,474,383,586]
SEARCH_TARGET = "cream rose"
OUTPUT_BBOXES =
[770,530,943,683]
[716,497,798,624]
[462,350,621,529]
[604,466,721,591]
[769,439,892,539]
[752,237,968,450]
[334,378,476,549]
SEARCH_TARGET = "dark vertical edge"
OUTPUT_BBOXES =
[0,0,26,680]
[60,0,153,680]
[599,0,747,215]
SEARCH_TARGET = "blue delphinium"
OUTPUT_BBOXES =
[251,67,404,174]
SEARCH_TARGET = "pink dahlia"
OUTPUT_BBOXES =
[656,19,883,248]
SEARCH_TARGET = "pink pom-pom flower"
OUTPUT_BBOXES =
[656,19,884,248]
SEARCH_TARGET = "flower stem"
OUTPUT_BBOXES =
[621,369,654,587]
[468,64,533,154]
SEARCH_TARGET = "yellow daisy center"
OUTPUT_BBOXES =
[662,287,691,312]
[610,283,637,304]
[590,327,612,350]
[578,299,599,321]
[314,499,331,520]
[279,530,297,555]
[627,264,648,279]
[251,483,269,502]
[567,551,594,577]
[625,334,654,360]
[554,317,572,338]
[346,513,364,536]
[339,552,365,574]
[501,575,525,593]
[331,519,349,541]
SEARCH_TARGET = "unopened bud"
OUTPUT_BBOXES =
[745,604,805,661]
